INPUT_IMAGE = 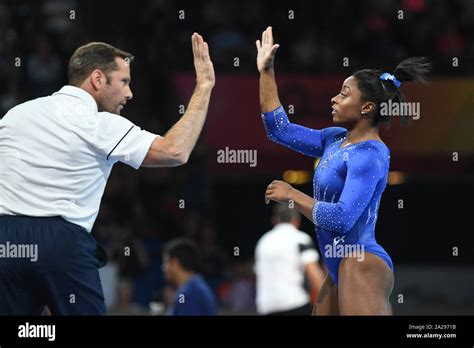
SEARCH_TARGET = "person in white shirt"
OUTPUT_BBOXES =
[0,34,214,315]
[255,204,325,315]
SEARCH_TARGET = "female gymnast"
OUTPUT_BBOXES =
[256,27,430,315]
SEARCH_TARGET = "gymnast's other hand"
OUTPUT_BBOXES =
[265,180,294,204]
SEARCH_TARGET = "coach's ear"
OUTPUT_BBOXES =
[90,69,107,91]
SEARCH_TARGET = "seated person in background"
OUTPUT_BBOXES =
[163,238,218,315]
[107,278,149,315]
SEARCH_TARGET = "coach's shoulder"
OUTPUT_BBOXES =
[2,96,50,120]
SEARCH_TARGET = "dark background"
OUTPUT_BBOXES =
[1,0,473,314]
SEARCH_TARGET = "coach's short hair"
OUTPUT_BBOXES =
[272,204,300,223]
[68,42,134,86]
[163,238,202,273]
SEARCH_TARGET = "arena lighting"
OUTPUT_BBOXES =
[283,170,298,183]
[314,157,321,170]
[283,170,312,185]
[388,171,407,185]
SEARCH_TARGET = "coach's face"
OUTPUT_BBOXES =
[96,57,133,115]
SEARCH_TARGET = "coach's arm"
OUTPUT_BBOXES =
[142,33,214,168]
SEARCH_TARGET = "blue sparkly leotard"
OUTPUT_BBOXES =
[262,106,393,286]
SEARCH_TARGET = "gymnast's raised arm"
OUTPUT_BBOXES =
[256,26,341,158]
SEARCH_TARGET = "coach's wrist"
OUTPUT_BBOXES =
[196,81,215,90]
[259,67,275,76]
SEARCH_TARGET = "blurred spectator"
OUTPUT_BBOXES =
[98,259,119,309]
[26,37,61,97]
[108,278,149,315]
[436,20,467,57]
[0,81,22,116]
[254,204,325,315]
[199,221,227,292]
[41,0,78,34]
[163,238,218,315]
[220,260,256,314]
[109,225,149,278]
[149,285,175,315]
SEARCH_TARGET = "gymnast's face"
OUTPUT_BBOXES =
[95,57,133,115]
[331,76,366,127]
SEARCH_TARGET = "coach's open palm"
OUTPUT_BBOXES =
[256,26,280,73]
[192,33,215,88]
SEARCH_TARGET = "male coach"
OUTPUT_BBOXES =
[0,33,214,315]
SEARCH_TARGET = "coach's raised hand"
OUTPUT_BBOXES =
[142,33,214,167]
[256,26,280,73]
[192,33,215,88]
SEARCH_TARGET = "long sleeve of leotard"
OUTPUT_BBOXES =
[261,106,345,158]
[312,143,387,234]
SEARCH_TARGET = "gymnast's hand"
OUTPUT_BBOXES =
[265,180,294,204]
[192,33,215,88]
[256,26,280,73]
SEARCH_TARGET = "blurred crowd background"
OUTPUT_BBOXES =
[1,0,473,315]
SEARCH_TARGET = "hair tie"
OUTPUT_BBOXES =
[379,73,401,88]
